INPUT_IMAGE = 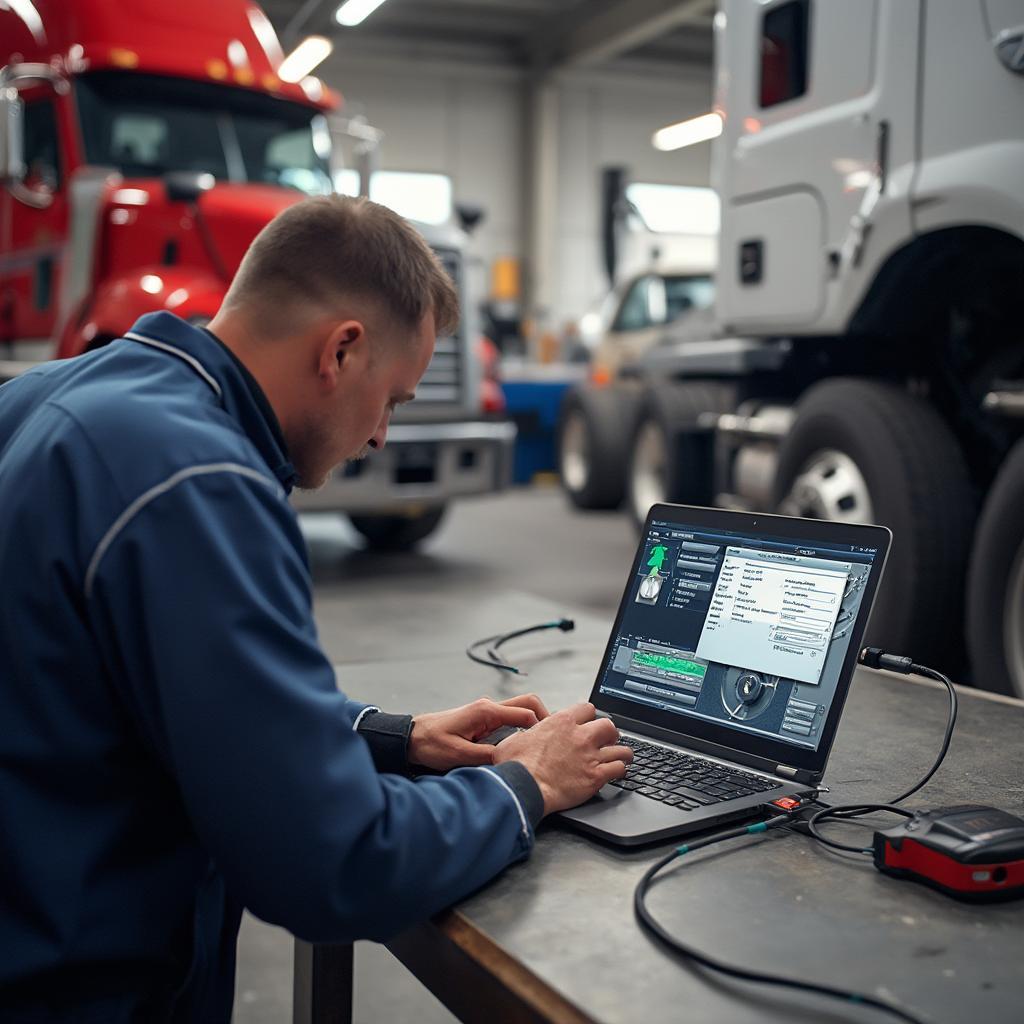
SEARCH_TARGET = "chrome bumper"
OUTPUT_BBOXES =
[290,420,517,514]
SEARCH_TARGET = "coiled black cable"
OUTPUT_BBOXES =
[634,815,931,1024]
[466,618,575,674]
[804,655,958,855]
[634,648,958,1023]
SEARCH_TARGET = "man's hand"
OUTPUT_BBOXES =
[491,703,633,815]
[409,694,550,771]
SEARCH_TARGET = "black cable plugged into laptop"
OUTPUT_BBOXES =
[634,646,962,1024]
[796,648,958,856]
[633,807,931,1024]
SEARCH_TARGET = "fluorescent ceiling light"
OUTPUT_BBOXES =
[278,35,333,83]
[652,112,723,152]
[335,0,389,27]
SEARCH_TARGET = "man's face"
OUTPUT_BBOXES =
[290,312,436,490]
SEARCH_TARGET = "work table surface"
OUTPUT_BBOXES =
[333,590,1024,1024]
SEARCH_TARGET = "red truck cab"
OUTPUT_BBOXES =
[1,0,339,359]
[1,0,515,549]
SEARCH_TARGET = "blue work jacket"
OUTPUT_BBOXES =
[0,312,541,1022]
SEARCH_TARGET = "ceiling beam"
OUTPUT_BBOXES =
[537,0,714,70]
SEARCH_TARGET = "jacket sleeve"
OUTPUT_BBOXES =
[85,466,541,942]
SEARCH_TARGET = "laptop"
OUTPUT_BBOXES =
[555,503,891,846]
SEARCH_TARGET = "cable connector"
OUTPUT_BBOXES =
[556,618,575,632]
[859,646,913,674]
[762,795,824,835]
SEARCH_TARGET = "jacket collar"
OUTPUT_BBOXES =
[125,312,298,493]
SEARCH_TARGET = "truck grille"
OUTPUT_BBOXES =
[416,247,463,405]
[417,335,461,403]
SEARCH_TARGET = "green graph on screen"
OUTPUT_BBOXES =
[632,651,707,679]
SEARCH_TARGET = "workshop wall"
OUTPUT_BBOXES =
[555,73,712,325]
[320,53,712,327]
[319,54,524,288]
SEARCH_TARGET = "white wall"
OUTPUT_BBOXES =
[554,73,712,327]
[319,51,712,329]
[320,54,526,284]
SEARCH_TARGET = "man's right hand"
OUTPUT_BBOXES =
[491,702,633,815]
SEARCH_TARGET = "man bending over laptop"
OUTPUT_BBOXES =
[0,196,632,1022]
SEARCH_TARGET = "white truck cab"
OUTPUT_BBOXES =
[559,0,1024,697]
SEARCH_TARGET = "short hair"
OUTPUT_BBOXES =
[223,195,460,339]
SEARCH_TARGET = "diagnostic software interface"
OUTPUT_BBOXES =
[596,518,880,751]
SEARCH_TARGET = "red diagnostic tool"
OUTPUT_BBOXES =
[873,804,1024,902]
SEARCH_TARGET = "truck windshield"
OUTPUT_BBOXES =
[75,72,333,196]
[612,274,715,332]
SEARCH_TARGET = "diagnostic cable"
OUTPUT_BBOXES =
[633,646,960,1024]
[800,650,957,855]
[466,618,575,675]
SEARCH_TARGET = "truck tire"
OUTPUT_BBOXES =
[772,379,975,666]
[557,385,638,510]
[348,507,446,551]
[625,382,734,530]
[966,440,1024,696]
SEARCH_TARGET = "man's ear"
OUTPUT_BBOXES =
[318,319,365,388]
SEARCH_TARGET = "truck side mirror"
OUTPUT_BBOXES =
[0,87,26,185]
[164,171,215,203]
[455,203,485,234]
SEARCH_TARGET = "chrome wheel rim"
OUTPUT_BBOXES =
[778,449,874,523]
[561,412,589,494]
[1004,539,1024,698]
[631,421,668,522]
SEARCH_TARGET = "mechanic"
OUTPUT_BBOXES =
[0,195,632,1021]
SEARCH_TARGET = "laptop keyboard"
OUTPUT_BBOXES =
[609,736,781,809]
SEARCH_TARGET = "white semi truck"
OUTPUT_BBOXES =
[558,0,1024,695]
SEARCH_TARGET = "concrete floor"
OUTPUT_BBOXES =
[233,484,638,1023]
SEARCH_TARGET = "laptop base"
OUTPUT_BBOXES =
[555,778,809,847]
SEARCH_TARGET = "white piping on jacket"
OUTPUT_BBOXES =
[123,332,223,398]
[479,767,531,843]
[351,706,381,731]
[84,463,282,599]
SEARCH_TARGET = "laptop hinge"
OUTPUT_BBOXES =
[776,765,799,778]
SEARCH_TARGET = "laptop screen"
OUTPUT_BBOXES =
[594,510,885,755]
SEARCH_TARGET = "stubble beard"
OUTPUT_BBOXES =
[289,414,340,492]
[288,417,372,492]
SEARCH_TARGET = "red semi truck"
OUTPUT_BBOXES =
[0,0,514,549]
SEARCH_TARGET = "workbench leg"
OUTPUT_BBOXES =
[292,940,354,1024]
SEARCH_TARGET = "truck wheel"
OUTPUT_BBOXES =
[348,507,446,551]
[625,382,734,530]
[557,385,638,510]
[966,440,1024,696]
[772,379,975,666]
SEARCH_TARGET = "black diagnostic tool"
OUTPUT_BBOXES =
[873,804,1024,902]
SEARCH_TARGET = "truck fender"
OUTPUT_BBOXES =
[912,142,1024,244]
[57,268,226,357]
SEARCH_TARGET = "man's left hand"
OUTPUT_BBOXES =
[409,694,550,771]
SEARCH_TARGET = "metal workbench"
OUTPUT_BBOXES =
[295,592,1024,1024]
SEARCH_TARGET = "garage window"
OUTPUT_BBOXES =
[625,183,719,236]
[759,0,810,108]
[335,169,453,225]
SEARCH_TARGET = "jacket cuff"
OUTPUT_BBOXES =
[488,761,545,830]
[356,711,413,774]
